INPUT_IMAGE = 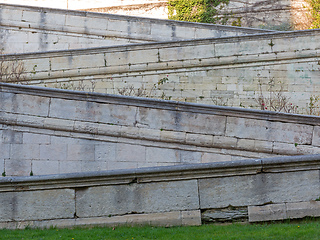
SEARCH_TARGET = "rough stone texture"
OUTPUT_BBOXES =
[202,207,248,223]
[248,204,287,222]
[0,189,75,222]
[199,170,320,209]
[286,201,320,219]
[76,180,199,218]
[249,201,320,222]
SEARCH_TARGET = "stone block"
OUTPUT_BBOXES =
[181,210,202,226]
[76,179,199,218]
[128,21,151,35]
[185,133,213,147]
[2,130,23,144]
[81,160,108,173]
[312,126,320,146]
[67,144,95,161]
[95,143,116,162]
[160,130,186,143]
[286,201,320,219]
[107,161,138,170]
[5,159,32,176]
[180,150,202,164]
[59,161,82,174]
[0,189,75,221]
[146,147,180,163]
[40,144,67,161]
[116,143,146,163]
[199,170,320,209]
[226,117,313,144]
[0,93,49,117]
[202,207,248,223]
[128,49,158,64]
[22,132,50,145]
[32,160,59,176]
[248,204,286,222]
[201,153,232,163]
[10,144,40,160]
[213,136,237,149]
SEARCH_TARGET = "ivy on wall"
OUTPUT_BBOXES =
[168,0,230,24]
[308,0,320,28]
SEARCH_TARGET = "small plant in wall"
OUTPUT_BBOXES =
[0,52,26,84]
[255,78,298,114]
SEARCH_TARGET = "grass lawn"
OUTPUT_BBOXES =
[1,219,320,240]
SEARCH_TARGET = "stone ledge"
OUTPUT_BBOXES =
[0,155,320,192]
[0,210,201,229]
[248,201,320,222]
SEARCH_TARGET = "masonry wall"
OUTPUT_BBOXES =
[6,29,320,114]
[1,155,320,229]
[0,4,271,54]
[1,83,320,177]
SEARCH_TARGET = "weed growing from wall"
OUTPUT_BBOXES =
[168,0,230,24]
[0,53,26,84]
[255,79,298,114]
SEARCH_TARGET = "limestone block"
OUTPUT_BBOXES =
[59,160,82,174]
[71,54,105,69]
[2,130,23,144]
[181,210,202,226]
[213,136,237,149]
[160,130,186,143]
[0,143,9,160]
[128,21,151,35]
[76,179,199,218]
[32,160,60,175]
[0,189,75,221]
[128,50,158,64]
[0,92,49,117]
[107,161,138,170]
[5,159,31,176]
[22,132,50,145]
[116,143,146,163]
[150,23,172,40]
[81,160,108,173]
[106,51,129,66]
[286,201,320,219]
[201,153,232,163]
[85,17,108,31]
[199,170,320,209]
[226,117,313,144]
[95,143,117,162]
[180,150,202,164]
[174,26,195,39]
[107,19,128,33]
[248,204,286,222]
[67,144,95,161]
[10,144,40,160]
[185,133,213,147]
[39,144,67,161]
[146,147,180,163]
[42,12,66,30]
[312,126,320,146]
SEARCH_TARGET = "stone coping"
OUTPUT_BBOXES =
[0,155,319,192]
[1,28,318,60]
[1,83,320,126]
[0,3,274,34]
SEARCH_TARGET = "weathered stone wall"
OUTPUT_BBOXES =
[6,29,320,114]
[1,83,320,177]
[0,4,271,54]
[1,155,320,229]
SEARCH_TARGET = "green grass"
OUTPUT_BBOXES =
[1,219,320,240]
